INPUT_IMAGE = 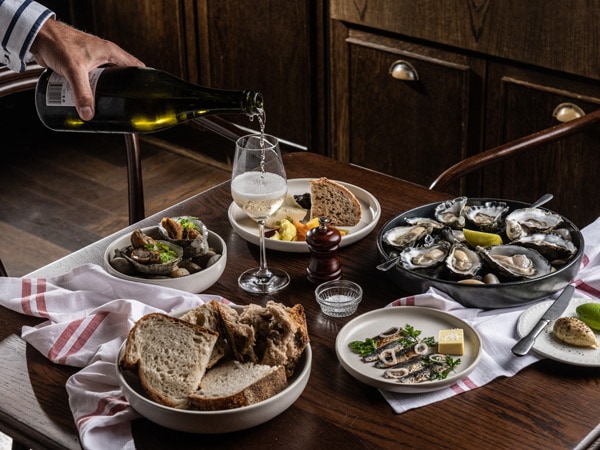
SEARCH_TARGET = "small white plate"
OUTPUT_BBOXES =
[517,298,600,366]
[335,307,481,393]
[228,178,381,253]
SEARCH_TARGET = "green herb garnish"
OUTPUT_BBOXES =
[349,338,378,356]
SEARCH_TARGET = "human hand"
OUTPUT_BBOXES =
[30,18,144,121]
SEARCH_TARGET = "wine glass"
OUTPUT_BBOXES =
[231,134,290,293]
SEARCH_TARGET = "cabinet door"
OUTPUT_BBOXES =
[196,0,326,150]
[483,63,600,228]
[330,25,485,188]
[72,1,194,80]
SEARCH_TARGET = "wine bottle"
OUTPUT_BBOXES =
[35,66,263,133]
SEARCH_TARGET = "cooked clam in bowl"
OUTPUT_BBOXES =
[377,198,584,309]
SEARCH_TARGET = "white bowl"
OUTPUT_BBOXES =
[104,226,226,293]
[116,341,312,433]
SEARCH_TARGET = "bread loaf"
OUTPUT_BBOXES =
[179,301,229,367]
[309,177,361,226]
[216,301,309,377]
[121,313,218,409]
[189,361,287,410]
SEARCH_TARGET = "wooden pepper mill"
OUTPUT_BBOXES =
[306,216,342,283]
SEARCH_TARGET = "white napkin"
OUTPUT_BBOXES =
[0,264,228,450]
[380,216,600,413]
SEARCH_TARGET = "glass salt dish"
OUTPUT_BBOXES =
[315,280,362,317]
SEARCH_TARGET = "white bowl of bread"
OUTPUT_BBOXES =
[116,300,311,433]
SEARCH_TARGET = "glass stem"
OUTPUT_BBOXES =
[256,219,272,279]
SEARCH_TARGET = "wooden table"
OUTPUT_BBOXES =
[1,152,598,449]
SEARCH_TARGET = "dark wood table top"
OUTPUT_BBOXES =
[2,151,598,449]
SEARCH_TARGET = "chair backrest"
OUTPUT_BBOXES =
[429,109,600,227]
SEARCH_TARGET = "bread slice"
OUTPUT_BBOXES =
[121,313,219,409]
[217,301,309,377]
[309,177,362,226]
[189,361,287,411]
[179,301,229,367]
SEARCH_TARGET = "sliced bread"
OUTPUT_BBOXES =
[121,312,218,409]
[189,361,287,411]
[309,177,362,226]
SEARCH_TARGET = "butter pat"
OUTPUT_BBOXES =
[438,329,464,355]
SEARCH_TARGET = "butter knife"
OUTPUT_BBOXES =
[511,284,575,356]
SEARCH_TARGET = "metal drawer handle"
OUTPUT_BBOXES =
[552,103,585,123]
[389,60,419,81]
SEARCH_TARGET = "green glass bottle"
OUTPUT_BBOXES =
[35,66,263,133]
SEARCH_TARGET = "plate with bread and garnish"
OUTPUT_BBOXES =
[228,177,381,252]
[116,300,311,433]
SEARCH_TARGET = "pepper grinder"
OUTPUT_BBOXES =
[306,217,342,283]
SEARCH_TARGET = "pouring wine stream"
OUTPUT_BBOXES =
[376,193,554,272]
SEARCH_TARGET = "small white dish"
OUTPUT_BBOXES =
[116,339,312,433]
[336,306,481,393]
[315,280,362,317]
[104,226,226,293]
[517,297,600,367]
[228,178,381,253]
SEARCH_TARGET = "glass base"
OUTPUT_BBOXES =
[238,267,290,294]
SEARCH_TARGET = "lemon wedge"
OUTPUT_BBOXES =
[463,228,503,248]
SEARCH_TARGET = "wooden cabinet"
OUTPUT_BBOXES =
[329,26,485,188]
[71,0,326,151]
[330,1,600,227]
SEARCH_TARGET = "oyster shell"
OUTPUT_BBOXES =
[434,197,467,229]
[511,232,578,263]
[463,201,509,232]
[446,244,481,277]
[477,244,552,280]
[119,240,184,276]
[505,208,564,240]
[400,241,451,270]
[382,224,432,249]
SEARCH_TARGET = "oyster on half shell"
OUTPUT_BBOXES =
[477,244,552,280]
[463,201,509,233]
[505,208,564,240]
[382,224,433,249]
[434,197,467,229]
[446,243,481,277]
[400,241,451,270]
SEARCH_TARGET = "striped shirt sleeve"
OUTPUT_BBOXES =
[1,0,54,72]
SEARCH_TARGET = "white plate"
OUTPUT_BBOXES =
[517,298,600,366]
[335,307,482,393]
[116,306,312,433]
[228,178,381,253]
[104,227,226,294]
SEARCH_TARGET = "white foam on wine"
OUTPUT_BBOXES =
[231,171,287,219]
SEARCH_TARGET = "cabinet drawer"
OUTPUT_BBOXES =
[482,63,600,227]
[330,28,484,186]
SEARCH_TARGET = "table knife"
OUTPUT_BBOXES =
[511,284,575,356]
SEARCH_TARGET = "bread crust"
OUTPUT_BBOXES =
[189,362,287,411]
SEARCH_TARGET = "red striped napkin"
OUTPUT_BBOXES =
[0,264,227,450]
[380,217,600,413]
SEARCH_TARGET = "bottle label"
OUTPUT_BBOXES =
[45,68,105,106]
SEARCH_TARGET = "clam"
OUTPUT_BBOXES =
[477,244,552,280]
[158,216,209,258]
[118,239,184,276]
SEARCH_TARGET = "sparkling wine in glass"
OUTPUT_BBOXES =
[231,134,290,293]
